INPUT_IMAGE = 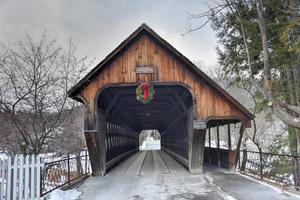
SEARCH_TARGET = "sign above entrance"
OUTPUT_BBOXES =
[136,66,155,74]
[194,120,207,130]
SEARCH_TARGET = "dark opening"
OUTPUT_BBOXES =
[97,84,193,170]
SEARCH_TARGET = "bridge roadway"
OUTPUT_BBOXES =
[78,151,298,200]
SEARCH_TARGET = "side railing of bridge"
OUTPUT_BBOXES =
[237,150,300,187]
[41,150,90,196]
[204,146,300,187]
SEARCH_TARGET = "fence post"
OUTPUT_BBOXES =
[259,148,263,180]
[0,159,5,199]
[67,154,71,185]
[85,150,88,174]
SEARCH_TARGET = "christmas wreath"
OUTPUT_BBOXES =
[136,83,155,104]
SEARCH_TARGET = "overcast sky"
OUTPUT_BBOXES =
[0,0,219,70]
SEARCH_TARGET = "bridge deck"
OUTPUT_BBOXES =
[78,151,297,200]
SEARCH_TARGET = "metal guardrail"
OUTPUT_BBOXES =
[238,149,300,187]
[41,151,90,196]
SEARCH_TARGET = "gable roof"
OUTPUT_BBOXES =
[68,23,254,120]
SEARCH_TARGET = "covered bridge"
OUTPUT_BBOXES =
[68,24,254,176]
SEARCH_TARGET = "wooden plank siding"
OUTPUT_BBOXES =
[78,34,248,123]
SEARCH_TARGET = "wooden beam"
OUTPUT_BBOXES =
[208,128,211,148]
[96,109,107,176]
[84,130,103,176]
[187,106,206,174]
[235,123,245,167]
[216,125,220,167]
[208,128,212,164]
[228,124,232,150]
[216,126,220,149]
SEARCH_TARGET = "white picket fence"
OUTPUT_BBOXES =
[0,155,44,200]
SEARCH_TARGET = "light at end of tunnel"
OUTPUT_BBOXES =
[146,113,150,116]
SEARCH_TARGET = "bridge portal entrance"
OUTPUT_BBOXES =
[68,24,254,176]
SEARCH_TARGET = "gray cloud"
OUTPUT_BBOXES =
[0,0,218,69]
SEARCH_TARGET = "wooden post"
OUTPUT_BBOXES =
[208,128,212,164]
[217,126,220,167]
[84,130,103,176]
[235,123,245,167]
[84,103,107,176]
[188,107,206,174]
[67,154,70,184]
[208,128,211,148]
[96,108,107,176]
[240,148,247,171]
[228,124,232,150]
[189,129,206,174]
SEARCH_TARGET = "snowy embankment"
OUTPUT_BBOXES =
[48,189,81,200]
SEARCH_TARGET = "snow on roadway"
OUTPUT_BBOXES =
[78,151,236,200]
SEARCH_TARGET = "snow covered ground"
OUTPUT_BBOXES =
[48,189,81,200]
[78,151,298,200]
[78,151,235,200]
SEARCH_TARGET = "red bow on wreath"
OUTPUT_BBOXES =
[136,83,155,104]
[141,83,149,100]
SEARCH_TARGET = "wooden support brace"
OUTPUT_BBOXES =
[217,126,220,167]
[208,128,212,164]
[228,124,232,150]
[187,107,206,174]
[235,123,245,167]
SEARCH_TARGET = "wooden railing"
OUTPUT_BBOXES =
[237,150,300,187]
[204,147,236,170]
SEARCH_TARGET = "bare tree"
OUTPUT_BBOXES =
[0,33,90,155]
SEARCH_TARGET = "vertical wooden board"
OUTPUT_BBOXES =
[0,159,5,199]
[19,155,24,200]
[213,92,219,116]
[146,37,154,67]
[202,85,208,118]
[137,36,144,67]
[173,59,179,83]
[199,84,209,118]
[158,47,165,80]
[144,35,148,66]
[171,57,176,81]
[24,155,29,200]
[114,57,122,83]
[224,100,232,116]
[180,64,186,83]
[30,156,35,200]
[185,67,192,88]
[121,51,128,83]
[126,47,131,83]
[164,53,172,81]
[110,61,117,84]
[209,86,215,117]
[121,49,128,74]
[131,40,139,82]
[206,85,212,118]
[6,157,11,200]
[36,156,41,199]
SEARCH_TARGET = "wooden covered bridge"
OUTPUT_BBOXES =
[68,24,254,176]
